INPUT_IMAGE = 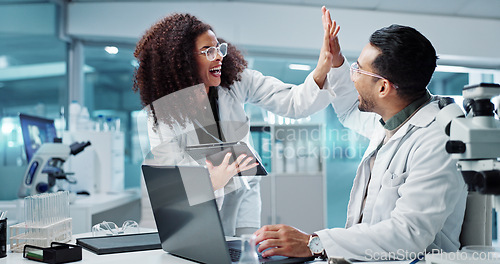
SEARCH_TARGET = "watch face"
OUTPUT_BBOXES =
[308,236,324,254]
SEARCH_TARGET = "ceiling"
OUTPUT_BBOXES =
[67,0,500,20]
[2,0,499,19]
[0,0,498,114]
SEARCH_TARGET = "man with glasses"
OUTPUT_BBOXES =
[254,7,467,261]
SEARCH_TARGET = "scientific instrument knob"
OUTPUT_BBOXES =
[446,140,466,154]
[36,182,49,193]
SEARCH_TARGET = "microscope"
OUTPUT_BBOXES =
[17,139,91,198]
[430,83,500,263]
[436,82,500,194]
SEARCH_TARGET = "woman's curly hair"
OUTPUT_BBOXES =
[132,13,247,128]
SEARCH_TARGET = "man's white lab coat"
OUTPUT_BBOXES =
[316,61,468,261]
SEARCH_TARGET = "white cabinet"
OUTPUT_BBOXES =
[254,124,326,233]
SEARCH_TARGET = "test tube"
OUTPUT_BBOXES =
[50,193,54,224]
[24,196,30,225]
[64,191,69,219]
[55,192,59,223]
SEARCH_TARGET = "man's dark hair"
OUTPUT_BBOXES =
[369,24,438,102]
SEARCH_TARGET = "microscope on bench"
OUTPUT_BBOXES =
[431,83,500,263]
[17,139,91,198]
[437,83,500,195]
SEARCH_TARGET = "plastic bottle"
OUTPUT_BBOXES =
[58,106,66,138]
[78,106,91,131]
[95,115,105,131]
[113,117,121,131]
[237,234,259,264]
[103,117,111,131]
[105,117,113,131]
[69,101,81,132]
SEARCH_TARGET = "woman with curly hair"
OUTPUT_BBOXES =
[133,12,342,236]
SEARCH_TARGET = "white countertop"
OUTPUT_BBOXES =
[0,189,141,224]
[0,231,405,264]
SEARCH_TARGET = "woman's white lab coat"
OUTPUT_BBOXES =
[316,61,468,261]
[146,68,333,236]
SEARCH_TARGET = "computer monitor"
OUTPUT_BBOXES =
[19,113,57,162]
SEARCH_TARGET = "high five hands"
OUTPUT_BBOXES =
[314,6,345,88]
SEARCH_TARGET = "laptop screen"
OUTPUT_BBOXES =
[141,165,233,264]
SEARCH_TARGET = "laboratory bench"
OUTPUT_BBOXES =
[0,231,406,264]
[0,188,142,234]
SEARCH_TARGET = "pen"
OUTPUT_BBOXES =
[409,257,421,264]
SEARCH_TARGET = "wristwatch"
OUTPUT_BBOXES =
[307,234,326,259]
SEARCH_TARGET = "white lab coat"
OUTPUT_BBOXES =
[146,68,333,236]
[316,61,468,261]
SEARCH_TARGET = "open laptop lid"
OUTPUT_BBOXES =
[142,165,315,264]
[141,165,232,264]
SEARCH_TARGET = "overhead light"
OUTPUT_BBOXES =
[105,46,119,55]
[0,62,94,81]
[288,64,311,71]
[0,56,8,69]
[436,65,470,73]
[1,118,15,134]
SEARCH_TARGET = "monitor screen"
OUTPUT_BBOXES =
[19,113,57,162]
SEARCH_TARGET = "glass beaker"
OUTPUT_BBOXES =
[238,234,259,264]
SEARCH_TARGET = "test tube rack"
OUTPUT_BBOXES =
[9,218,72,253]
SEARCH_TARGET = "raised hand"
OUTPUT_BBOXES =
[321,6,343,67]
[313,6,344,88]
[206,153,258,190]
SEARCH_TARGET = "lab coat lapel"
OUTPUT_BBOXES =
[346,100,439,226]
[360,128,409,223]
[345,129,385,228]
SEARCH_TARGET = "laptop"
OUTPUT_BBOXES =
[141,165,315,264]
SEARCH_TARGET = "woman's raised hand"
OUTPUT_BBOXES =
[206,153,259,190]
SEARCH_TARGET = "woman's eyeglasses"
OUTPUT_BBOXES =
[200,43,228,61]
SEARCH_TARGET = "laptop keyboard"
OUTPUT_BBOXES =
[229,248,265,262]
[229,248,242,262]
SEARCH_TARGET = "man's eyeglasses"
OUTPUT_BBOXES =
[350,62,398,89]
[200,43,228,61]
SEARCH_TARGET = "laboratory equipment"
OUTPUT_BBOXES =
[17,140,91,198]
[10,192,72,253]
[19,113,58,162]
[436,83,500,195]
[430,83,500,263]
[23,242,82,264]
[91,220,139,237]
[65,130,124,194]
[69,101,81,132]
[0,217,7,258]
[237,234,259,264]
